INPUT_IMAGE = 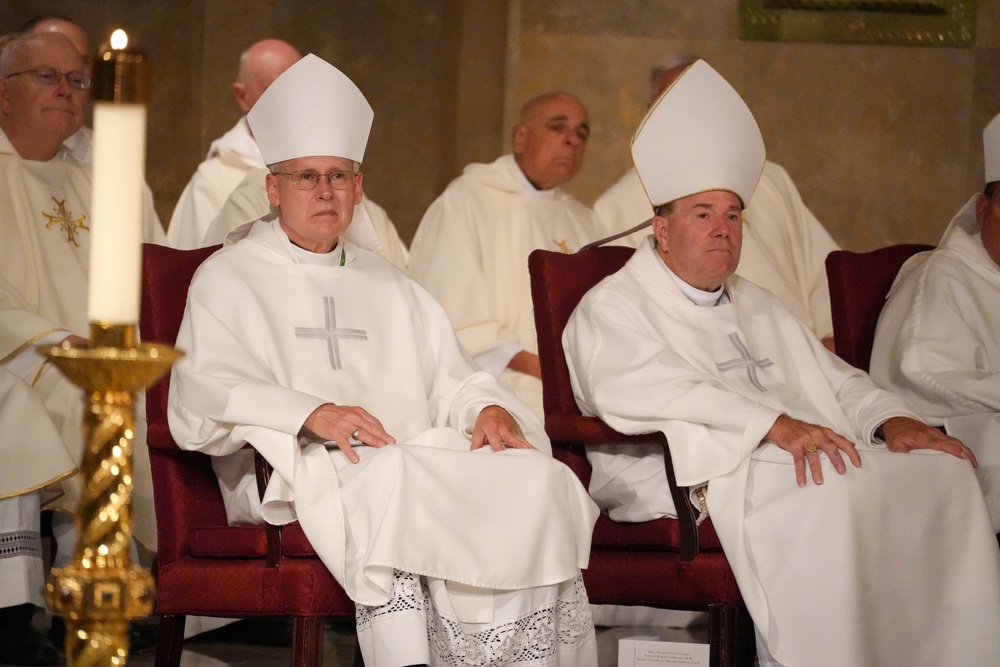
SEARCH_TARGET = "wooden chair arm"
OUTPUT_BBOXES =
[247,444,283,567]
[546,413,703,560]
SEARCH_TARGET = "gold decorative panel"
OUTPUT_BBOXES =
[740,0,976,46]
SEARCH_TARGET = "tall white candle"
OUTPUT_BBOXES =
[87,30,149,324]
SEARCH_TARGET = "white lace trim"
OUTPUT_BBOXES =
[356,571,595,666]
[356,570,425,631]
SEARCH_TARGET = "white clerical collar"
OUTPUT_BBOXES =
[656,249,729,306]
[272,219,344,266]
[514,161,558,200]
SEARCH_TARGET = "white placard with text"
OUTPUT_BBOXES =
[618,636,710,667]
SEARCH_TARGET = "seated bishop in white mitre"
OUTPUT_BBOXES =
[562,60,1000,667]
[167,54,599,667]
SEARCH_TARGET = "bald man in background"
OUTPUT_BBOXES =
[21,15,89,61]
[408,91,601,421]
[166,38,301,249]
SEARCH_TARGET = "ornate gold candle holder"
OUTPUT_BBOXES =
[44,323,181,665]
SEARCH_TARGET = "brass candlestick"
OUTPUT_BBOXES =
[44,323,181,665]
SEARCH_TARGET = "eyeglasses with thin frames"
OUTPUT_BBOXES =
[272,169,357,191]
[4,68,91,91]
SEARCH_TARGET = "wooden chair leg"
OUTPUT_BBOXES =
[291,616,324,667]
[708,603,755,667]
[153,613,186,667]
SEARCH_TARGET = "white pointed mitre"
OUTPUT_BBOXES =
[248,53,373,165]
[630,60,765,208]
[984,113,1000,183]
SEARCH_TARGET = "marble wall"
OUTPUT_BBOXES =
[3,0,999,249]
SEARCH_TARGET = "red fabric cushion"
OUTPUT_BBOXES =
[188,522,318,559]
[188,525,269,558]
[592,514,722,551]
[281,523,320,557]
[156,557,353,616]
[582,550,741,607]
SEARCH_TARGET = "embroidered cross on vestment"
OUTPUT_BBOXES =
[294,296,367,370]
[42,197,88,247]
[716,332,773,391]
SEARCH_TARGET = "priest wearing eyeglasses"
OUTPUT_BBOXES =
[168,54,599,667]
[0,30,164,663]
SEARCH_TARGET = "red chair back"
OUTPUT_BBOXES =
[140,243,223,566]
[826,244,932,371]
[532,246,634,418]
[140,242,357,666]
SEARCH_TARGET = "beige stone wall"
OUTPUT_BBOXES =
[4,0,998,250]
[2,0,508,244]
[506,0,1000,250]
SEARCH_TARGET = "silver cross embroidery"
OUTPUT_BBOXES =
[294,296,367,370]
[716,332,773,392]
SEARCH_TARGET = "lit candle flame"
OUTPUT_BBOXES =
[110,29,128,50]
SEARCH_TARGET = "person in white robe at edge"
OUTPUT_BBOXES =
[871,112,1000,534]
[562,60,1000,667]
[0,27,163,578]
[165,38,301,250]
[168,54,600,667]
[0,368,76,665]
[407,91,601,422]
[20,14,165,239]
[202,164,408,270]
[594,54,839,351]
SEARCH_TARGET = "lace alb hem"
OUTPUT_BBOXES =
[357,570,595,666]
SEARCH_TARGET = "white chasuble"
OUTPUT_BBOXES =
[872,196,1000,530]
[0,129,160,548]
[0,367,76,503]
[408,154,602,419]
[0,369,76,610]
[593,162,839,340]
[168,219,599,617]
[564,239,1000,667]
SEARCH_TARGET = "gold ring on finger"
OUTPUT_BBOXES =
[352,429,361,440]
[804,441,819,454]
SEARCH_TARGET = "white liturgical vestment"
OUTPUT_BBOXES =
[408,154,601,419]
[202,165,408,269]
[168,218,599,665]
[167,117,262,250]
[0,368,76,608]
[872,195,1000,530]
[594,162,838,339]
[0,128,162,547]
[564,238,1000,667]
[63,126,164,243]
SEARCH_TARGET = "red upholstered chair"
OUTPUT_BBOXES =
[825,244,933,372]
[528,247,754,667]
[140,243,358,667]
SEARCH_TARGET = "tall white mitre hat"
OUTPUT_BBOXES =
[631,60,766,208]
[247,53,374,165]
[984,113,1000,183]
